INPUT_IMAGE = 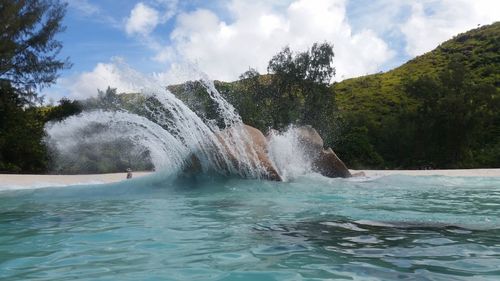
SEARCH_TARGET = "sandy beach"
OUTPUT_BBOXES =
[350,169,500,178]
[0,172,152,189]
[1,169,499,189]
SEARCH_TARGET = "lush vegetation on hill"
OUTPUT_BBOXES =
[332,22,499,168]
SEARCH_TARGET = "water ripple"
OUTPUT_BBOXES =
[1,175,500,280]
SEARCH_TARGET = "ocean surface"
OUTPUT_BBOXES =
[1,174,499,280]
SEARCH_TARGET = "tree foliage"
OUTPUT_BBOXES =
[0,80,47,172]
[401,57,498,167]
[0,0,72,172]
[0,0,70,99]
[265,42,336,129]
[332,23,500,169]
[268,42,335,85]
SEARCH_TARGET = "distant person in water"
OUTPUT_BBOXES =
[126,168,133,179]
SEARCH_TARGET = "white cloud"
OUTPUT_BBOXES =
[57,58,191,100]
[68,0,121,28]
[69,0,100,16]
[125,2,160,36]
[51,0,500,102]
[154,0,179,22]
[346,0,405,34]
[401,0,500,57]
[165,0,394,81]
[62,59,137,99]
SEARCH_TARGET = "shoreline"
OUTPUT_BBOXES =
[0,172,152,189]
[350,169,500,178]
[0,169,499,189]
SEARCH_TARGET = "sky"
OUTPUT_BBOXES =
[43,0,500,101]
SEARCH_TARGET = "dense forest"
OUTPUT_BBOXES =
[0,0,498,174]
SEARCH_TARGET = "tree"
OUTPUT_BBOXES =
[43,97,82,122]
[0,0,70,101]
[224,43,338,140]
[267,42,335,86]
[403,56,498,167]
[0,0,70,172]
[0,80,48,172]
[267,42,336,142]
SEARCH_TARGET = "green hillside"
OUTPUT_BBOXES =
[334,22,499,119]
[331,22,499,168]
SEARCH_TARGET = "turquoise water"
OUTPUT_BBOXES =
[1,174,499,280]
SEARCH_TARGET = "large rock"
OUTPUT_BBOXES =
[315,148,352,178]
[295,126,351,178]
[241,125,282,181]
[216,124,282,181]
[295,126,324,155]
[182,124,350,181]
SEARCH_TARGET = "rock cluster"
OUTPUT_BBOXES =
[242,124,352,179]
[183,124,351,181]
[216,125,282,181]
